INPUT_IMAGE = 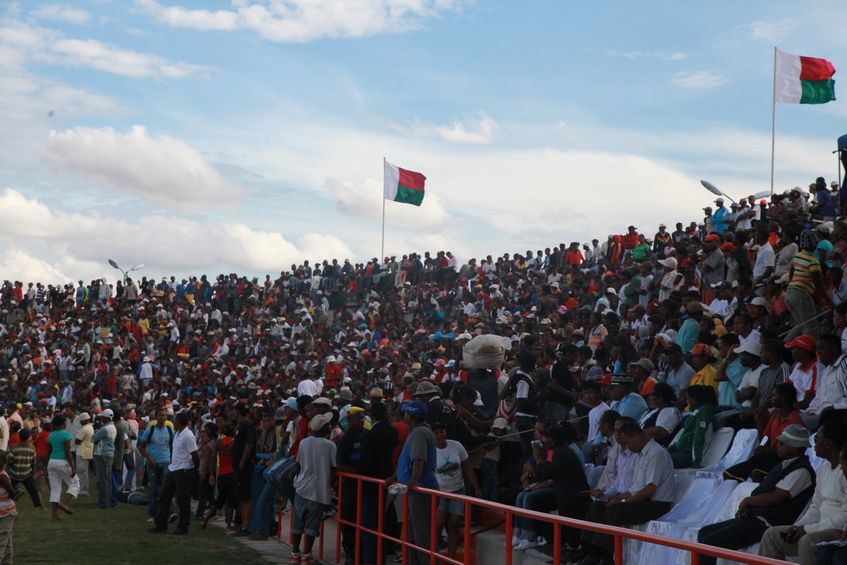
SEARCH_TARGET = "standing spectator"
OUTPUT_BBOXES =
[138,408,174,523]
[151,412,198,535]
[0,450,16,564]
[46,414,78,521]
[433,421,480,557]
[785,230,827,341]
[7,428,41,509]
[231,403,257,537]
[291,413,336,564]
[388,400,438,565]
[91,409,116,509]
[74,412,93,497]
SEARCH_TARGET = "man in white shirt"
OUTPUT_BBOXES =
[152,412,198,535]
[801,335,847,430]
[753,229,775,281]
[760,421,847,564]
[297,373,322,398]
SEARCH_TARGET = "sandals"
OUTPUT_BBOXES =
[289,552,301,564]
[300,553,312,564]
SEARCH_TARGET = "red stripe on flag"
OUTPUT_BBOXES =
[398,168,426,191]
[799,56,836,81]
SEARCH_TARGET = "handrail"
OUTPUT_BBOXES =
[335,470,789,565]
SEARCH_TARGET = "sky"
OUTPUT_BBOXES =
[1,0,846,284]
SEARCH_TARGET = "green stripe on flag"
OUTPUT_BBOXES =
[800,79,836,104]
[394,185,424,206]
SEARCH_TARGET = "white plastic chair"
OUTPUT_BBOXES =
[698,427,735,469]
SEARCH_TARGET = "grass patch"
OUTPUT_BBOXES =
[12,486,270,564]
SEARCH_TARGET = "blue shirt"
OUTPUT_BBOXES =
[718,358,746,408]
[611,392,648,421]
[711,207,728,234]
[140,425,172,464]
[675,318,699,354]
[396,425,438,488]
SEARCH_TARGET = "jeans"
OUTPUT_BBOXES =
[122,452,136,491]
[250,461,268,532]
[111,469,122,505]
[785,287,818,341]
[696,516,768,565]
[360,493,381,565]
[514,487,556,539]
[155,468,193,533]
[252,477,280,536]
[93,455,114,508]
[147,462,170,518]
[480,458,499,502]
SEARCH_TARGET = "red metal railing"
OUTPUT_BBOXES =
[333,471,789,565]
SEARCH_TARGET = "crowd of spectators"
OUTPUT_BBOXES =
[0,178,846,565]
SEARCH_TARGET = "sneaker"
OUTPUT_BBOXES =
[147,517,155,523]
[301,553,313,564]
[511,535,520,547]
[232,529,250,538]
[168,513,178,523]
[289,553,301,564]
[536,536,547,547]
[514,539,538,551]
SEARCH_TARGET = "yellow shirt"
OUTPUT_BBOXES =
[690,363,718,392]
[76,423,95,460]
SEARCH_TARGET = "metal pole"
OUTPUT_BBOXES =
[381,157,387,261]
[770,46,778,196]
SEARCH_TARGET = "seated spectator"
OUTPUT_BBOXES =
[800,334,847,430]
[713,333,745,410]
[760,421,847,564]
[696,424,816,565]
[575,421,675,565]
[668,385,716,468]
[608,375,647,422]
[583,410,618,465]
[638,383,680,444]
[688,343,718,392]
[589,416,636,499]
[785,334,821,405]
[724,382,804,483]
[727,339,789,431]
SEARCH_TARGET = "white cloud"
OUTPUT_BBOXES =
[0,18,208,79]
[135,0,468,43]
[328,177,450,227]
[0,188,354,281]
[670,70,728,89]
[747,19,795,42]
[51,38,211,79]
[41,125,244,211]
[31,4,91,24]
[601,49,688,61]
[379,112,497,144]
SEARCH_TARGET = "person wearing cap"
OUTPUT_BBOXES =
[386,400,438,565]
[785,335,821,405]
[480,417,510,502]
[668,385,716,468]
[336,405,365,560]
[91,409,117,509]
[711,197,728,234]
[74,412,94,497]
[800,334,847,430]
[290,413,336,564]
[684,342,716,391]
[653,224,672,253]
[697,424,816,565]
[608,374,647,422]
[769,423,847,564]
[657,257,681,302]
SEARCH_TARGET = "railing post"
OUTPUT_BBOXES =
[553,517,561,565]
[504,512,513,565]
[377,482,385,565]
[614,534,622,565]
[690,550,700,565]
[429,492,437,565]
[355,479,363,565]
[463,499,471,565]
[401,490,409,565]
[335,475,343,565]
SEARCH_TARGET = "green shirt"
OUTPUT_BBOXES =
[672,404,714,467]
[632,243,650,262]
[48,430,72,461]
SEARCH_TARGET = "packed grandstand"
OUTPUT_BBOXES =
[3,177,847,565]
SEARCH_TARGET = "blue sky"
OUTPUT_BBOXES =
[0,0,844,283]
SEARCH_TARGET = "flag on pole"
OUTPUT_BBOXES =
[775,50,836,104]
[384,160,426,206]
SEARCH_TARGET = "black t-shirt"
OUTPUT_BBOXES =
[548,360,577,405]
[337,429,364,468]
[232,420,257,472]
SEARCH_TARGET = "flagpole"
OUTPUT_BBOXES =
[381,157,386,261]
[770,46,777,196]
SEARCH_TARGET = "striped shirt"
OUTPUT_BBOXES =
[0,472,16,518]
[788,251,821,295]
[7,443,36,481]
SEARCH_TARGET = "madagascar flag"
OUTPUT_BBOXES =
[383,160,426,206]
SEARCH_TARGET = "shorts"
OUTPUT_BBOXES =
[233,469,252,502]
[437,487,465,516]
[292,493,329,537]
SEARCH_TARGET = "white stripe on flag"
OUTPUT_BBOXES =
[775,50,802,104]
[383,160,399,201]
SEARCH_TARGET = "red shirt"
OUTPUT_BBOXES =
[565,251,584,266]
[35,431,51,459]
[763,409,804,448]
[217,436,234,475]
[391,420,410,467]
